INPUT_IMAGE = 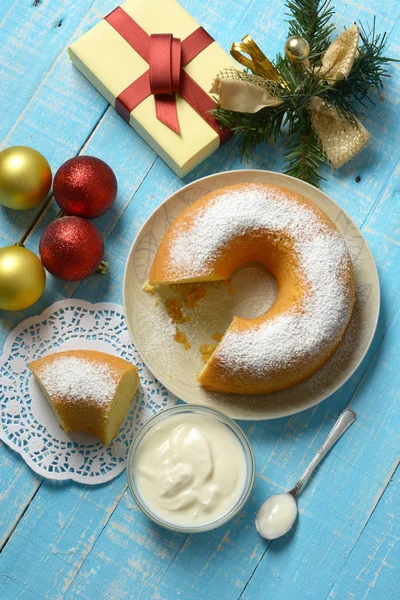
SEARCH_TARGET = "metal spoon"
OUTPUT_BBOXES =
[255,408,357,540]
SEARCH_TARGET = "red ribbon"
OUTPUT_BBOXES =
[105,7,231,143]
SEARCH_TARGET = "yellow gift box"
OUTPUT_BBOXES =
[69,0,236,177]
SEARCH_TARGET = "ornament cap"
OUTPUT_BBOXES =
[284,35,310,63]
[97,260,109,275]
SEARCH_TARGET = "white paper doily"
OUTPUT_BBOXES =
[0,299,176,484]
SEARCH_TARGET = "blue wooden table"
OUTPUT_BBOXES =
[1,1,399,598]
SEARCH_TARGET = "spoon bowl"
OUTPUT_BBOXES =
[255,492,298,540]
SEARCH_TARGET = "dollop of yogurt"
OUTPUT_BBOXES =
[133,413,247,527]
[255,493,298,539]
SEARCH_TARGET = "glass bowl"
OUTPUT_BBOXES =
[126,404,255,533]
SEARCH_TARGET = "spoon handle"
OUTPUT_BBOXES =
[290,408,356,497]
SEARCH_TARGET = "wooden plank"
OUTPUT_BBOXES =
[0,0,100,142]
[327,461,400,600]
[0,476,129,600]
[0,445,40,549]
[0,0,399,599]
[0,1,18,24]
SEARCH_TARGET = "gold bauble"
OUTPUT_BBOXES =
[284,36,310,62]
[0,245,46,311]
[0,146,52,210]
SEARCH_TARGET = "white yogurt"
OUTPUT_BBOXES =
[133,413,247,527]
[255,493,298,539]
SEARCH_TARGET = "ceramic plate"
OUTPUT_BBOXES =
[123,170,380,420]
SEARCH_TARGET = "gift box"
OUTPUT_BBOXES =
[69,0,236,177]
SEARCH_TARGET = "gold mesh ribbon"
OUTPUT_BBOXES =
[210,69,283,113]
[318,24,360,83]
[309,97,370,168]
[211,28,370,168]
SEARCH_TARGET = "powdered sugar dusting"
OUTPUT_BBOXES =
[220,232,351,377]
[167,185,353,377]
[169,186,329,274]
[38,356,117,405]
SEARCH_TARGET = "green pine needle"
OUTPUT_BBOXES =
[284,115,326,188]
[211,105,287,159]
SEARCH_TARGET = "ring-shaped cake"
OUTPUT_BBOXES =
[150,184,355,394]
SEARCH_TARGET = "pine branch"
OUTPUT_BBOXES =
[212,66,338,182]
[212,104,287,159]
[286,0,335,61]
[212,4,397,188]
[284,113,325,188]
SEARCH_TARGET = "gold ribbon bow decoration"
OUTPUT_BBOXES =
[210,36,287,113]
[318,24,360,83]
[211,26,370,169]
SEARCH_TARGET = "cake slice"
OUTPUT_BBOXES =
[30,349,139,445]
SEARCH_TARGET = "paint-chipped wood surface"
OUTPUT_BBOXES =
[0,1,399,598]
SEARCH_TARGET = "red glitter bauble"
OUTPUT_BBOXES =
[53,156,117,219]
[39,217,104,281]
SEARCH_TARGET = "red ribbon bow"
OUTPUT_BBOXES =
[105,7,231,142]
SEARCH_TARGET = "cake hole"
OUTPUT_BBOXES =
[229,262,278,319]
[197,264,277,366]
[144,263,278,367]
